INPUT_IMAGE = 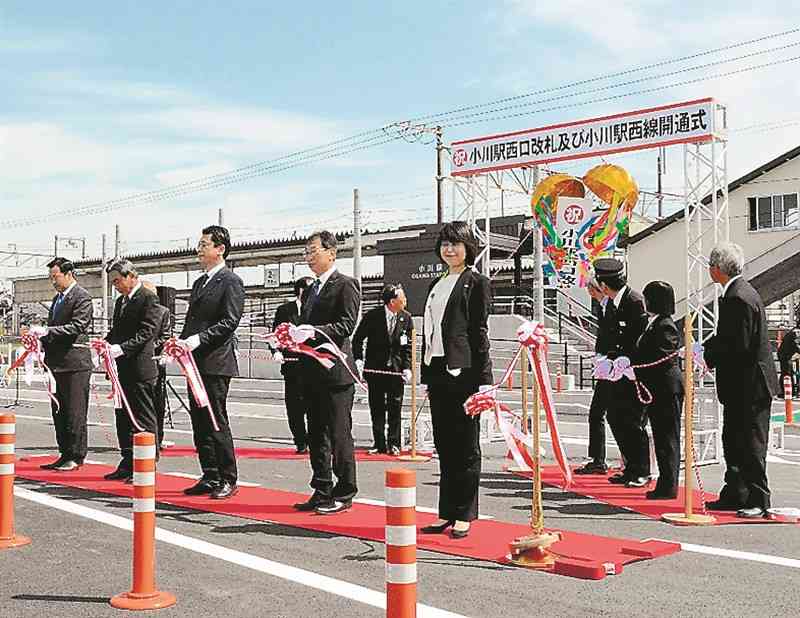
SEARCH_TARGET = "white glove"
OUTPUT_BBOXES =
[109,344,124,359]
[446,367,462,377]
[294,324,316,339]
[355,359,364,375]
[272,351,284,364]
[29,326,48,337]
[478,384,495,394]
[179,335,201,351]
[402,369,412,384]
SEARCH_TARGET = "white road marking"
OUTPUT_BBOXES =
[651,538,800,570]
[14,486,466,618]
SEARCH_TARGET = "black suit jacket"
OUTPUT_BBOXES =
[594,300,617,355]
[420,269,493,387]
[704,277,779,406]
[299,269,361,387]
[180,267,245,377]
[607,287,648,359]
[352,305,412,373]
[42,284,93,373]
[105,287,160,382]
[634,315,684,398]
[153,305,171,356]
[272,299,303,377]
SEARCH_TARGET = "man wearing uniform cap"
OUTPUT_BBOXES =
[594,257,651,488]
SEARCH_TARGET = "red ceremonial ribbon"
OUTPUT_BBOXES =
[5,332,59,411]
[162,338,220,432]
[89,340,145,432]
[265,323,368,391]
[464,321,572,486]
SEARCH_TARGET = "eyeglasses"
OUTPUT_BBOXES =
[303,246,330,257]
[197,241,215,249]
[440,241,463,250]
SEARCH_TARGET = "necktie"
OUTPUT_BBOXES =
[388,314,396,335]
[302,279,321,320]
[198,274,209,288]
[52,293,64,314]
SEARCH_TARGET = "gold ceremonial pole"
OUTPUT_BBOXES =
[662,313,715,526]
[509,351,560,568]
[520,352,529,434]
[398,328,430,462]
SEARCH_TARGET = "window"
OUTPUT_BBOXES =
[747,193,799,231]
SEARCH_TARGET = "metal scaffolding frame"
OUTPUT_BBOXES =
[684,102,729,344]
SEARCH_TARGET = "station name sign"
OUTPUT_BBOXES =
[450,98,717,177]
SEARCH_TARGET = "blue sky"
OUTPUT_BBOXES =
[2,1,800,283]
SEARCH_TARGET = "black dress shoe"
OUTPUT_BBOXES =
[625,476,650,488]
[315,500,352,515]
[706,499,742,511]
[736,506,767,519]
[40,457,66,470]
[646,489,678,500]
[293,494,328,511]
[53,460,81,472]
[104,469,132,481]
[210,482,239,500]
[183,479,219,496]
[388,446,401,457]
[608,473,628,484]
[295,445,308,454]
[575,461,609,475]
[420,520,454,534]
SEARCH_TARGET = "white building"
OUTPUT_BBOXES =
[624,144,800,317]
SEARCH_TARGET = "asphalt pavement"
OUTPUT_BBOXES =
[3,379,800,617]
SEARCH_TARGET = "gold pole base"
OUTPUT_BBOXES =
[507,531,560,569]
[396,454,431,462]
[661,512,717,526]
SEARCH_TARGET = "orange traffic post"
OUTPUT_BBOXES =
[0,413,30,549]
[784,376,794,425]
[111,432,176,610]
[385,469,416,618]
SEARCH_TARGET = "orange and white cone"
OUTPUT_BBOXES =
[785,376,794,425]
[110,432,176,610]
[0,413,30,549]
[386,468,416,618]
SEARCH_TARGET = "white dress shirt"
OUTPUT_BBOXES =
[612,284,628,309]
[423,272,461,366]
[721,274,742,297]
[313,265,337,293]
[203,261,226,285]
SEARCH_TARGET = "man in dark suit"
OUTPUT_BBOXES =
[595,258,650,487]
[352,283,412,456]
[102,259,161,482]
[33,258,93,472]
[704,242,779,518]
[142,281,172,450]
[575,278,614,475]
[178,225,245,500]
[271,277,313,454]
[777,310,799,398]
[293,230,361,515]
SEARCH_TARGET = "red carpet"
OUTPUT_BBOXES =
[16,456,679,580]
[512,466,798,526]
[159,446,432,462]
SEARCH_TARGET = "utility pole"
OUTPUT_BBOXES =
[436,126,444,224]
[186,237,191,288]
[81,237,86,259]
[218,208,224,227]
[53,236,59,257]
[101,234,108,334]
[114,225,120,258]
[353,188,362,317]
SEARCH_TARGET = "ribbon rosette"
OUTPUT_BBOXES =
[5,331,58,410]
[90,339,144,432]
[464,388,537,471]
[162,338,220,431]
